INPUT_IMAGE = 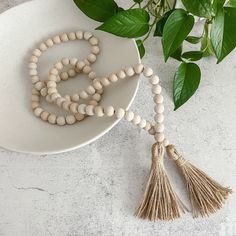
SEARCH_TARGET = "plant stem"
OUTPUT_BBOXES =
[129,2,137,9]
[143,18,158,42]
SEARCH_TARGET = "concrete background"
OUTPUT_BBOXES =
[0,0,236,235]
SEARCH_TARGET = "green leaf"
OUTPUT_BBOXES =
[182,51,203,61]
[162,9,194,61]
[181,0,213,18]
[73,0,119,22]
[136,40,145,58]
[154,10,174,37]
[96,9,150,38]
[170,46,183,61]
[185,36,202,44]
[211,7,236,63]
[226,0,236,8]
[173,62,201,110]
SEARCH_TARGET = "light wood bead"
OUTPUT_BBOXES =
[66,115,76,125]
[154,133,165,142]
[31,76,39,84]
[152,85,162,94]
[115,108,125,119]
[80,91,89,99]
[64,95,71,101]
[53,35,61,44]
[85,105,95,116]
[34,107,43,117]
[46,95,53,103]
[95,106,104,117]
[75,113,85,121]
[31,102,40,109]
[49,74,57,81]
[61,72,69,81]
[109,74,118,83]
[84,31,93,40]
[32,88,40,95]
[148,126,156,135]
[51,93,60,101]
[47,81,57,88]
[50,68,59,76]
[87,86,96,95]
[30,69,37,76]
[62,101,71,111]
[68,32,76,40]
[83,66,92,74]
[76,61,86,70]
[143,67,153,77]
[92,94,101,101]
[134,64,144,74]
[125,67,135,77]
[78,104,87,114]
[93,81,103,90]
[70,58,78,66]
[104,106,115,117]
[88,71,96,80]
[88,100,98,106]
[76,31,83,39]
[55,62,63,70]
[33,49,41,57]
[101,77,110,86]
[91,46,100,54]
[68,69,76,77]
[71,93,80,102]
[97,89,104,95]
[69,103,79,113]
[163,138,170,147]
[149,75,159,85]
[89,37,99,45]
[29,63,37,69]
[125,111,134,121]
[41,111,50,121]
[30,56,38,63]
[117,70,126,79]
[132,115,141,125]
[153,94,164,104]
[87,54,96,63]
[62,58,70,66]
[48,114,57,124]
[139,119,147,128]
[84,59,90,66]
[154,114,164,123]
[40,88,48,97]
[34,81,44,91]
[154,124,165,133]
[154,104,164,114]
[46,39,54,47]
[57,116,66,126]
[61,33,69,42]
[39,43,47,51]
[56,97,66,107]
[144,122,152,131]
[48,87,57,95]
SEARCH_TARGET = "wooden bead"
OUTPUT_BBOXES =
[80,91,89,99]
[84,31,93,40]
[55,62,63,70]
[134,64,144,74]
[48,114,57,124]
[115,108,125,119]
[153,94,164,104]
[97,89,104,95]
[56,97,66,107]
[68,69,76,77]
[154,133,165,142]
[86,85,96,95]
[88,71,96,80]
[61,72,69,80]
[125,111,134,121]
[76,31,83,39]
[87,54,96,63]
[48,88,57,95]
[92,94,101,101]
[29,69,37,76]
[57,116,66,126]
[76,61,86,70]
[154,114,164,123]
[143,67,153,77]
[83,66,92,74]
[62,58,70,65]
[34,107,43,117]
[64,95,71,101]
[51,93,60,101]
[86,105,95,116]
[70,58,78,66]
[33,49,41,57]
[66,115,76,125]
[152,85,162,94]
[49,74,57,81]
[32,88,40,95]
[148,126,155,135]
[154,124,165,133]
[93,81,103,90]
[138,119,147,128]
[40,88,48,97]
[84,59,90,66]
[69,103,79,113]
[125,67,135,77]
[31,102,40,110]
[132,115,141,125]
[75,113,85,121]
[47,81,57,88]
[144,122,152,131]
[71,93,80,102]
[101,77,110,86]
[29,63,37,69]
[109,74,118,83]
[39,43,47,51]
[50,68,59,76]
[149,75,159,85]
[68,32,76,40]
[62,101,71,111]
[163,138,170,147]
[40,111,50,121]
[88,100,98,106]
[30,56,38,63]
[46,39,54,47]
[91,46,100,54]
[31,76,39,84]
[95,106,104,117]
[34,81,44,91]
[78,104,87,114]
[104,106,114,117]
[46,95,53,103]
[53,35,61,44]
[61,33,69,42]
[117,70,126,79]
[89,37,99,45]
[154,104,164,114]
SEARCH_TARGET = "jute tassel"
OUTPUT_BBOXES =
[135,142,185,221]
[166,145,232,218]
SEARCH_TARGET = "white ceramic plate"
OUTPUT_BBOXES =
[0,0,140,154]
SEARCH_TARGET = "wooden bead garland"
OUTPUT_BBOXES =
[28,30,231,222]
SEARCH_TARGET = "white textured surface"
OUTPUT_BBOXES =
[0,1,236,235]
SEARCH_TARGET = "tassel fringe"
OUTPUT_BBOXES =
[166,145,232,218]
[135,143,185,221]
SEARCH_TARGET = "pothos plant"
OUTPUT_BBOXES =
[73,0,236,110]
